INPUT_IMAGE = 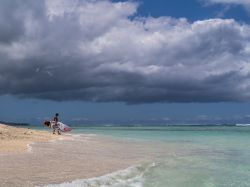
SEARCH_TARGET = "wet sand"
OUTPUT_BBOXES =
[0,125,178,186]
[0,133,171,187]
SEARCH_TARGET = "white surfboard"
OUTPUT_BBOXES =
[57,122,72,132]
[44,121,72,132]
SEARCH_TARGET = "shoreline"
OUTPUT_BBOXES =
[0,124,249,186]
[0,126,157,186]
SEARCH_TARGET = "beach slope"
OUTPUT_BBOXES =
[0,123,56,153]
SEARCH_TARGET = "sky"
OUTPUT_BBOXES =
[1,0,250,125]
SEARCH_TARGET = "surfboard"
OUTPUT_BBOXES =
[57,122,72,132]
[43,120,72,132]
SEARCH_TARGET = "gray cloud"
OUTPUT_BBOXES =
[0,0,250,103]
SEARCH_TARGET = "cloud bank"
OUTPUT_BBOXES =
[1,0,250,103]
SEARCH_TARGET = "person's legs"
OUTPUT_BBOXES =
[52,122,60,135]
[52,123,57,134]
[55,123,61,135]
[53,128,56,134]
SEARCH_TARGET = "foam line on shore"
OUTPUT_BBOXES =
[39,163,156,187]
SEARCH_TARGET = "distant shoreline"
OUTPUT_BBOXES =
[0,121,30,126]
[2,120,247,127]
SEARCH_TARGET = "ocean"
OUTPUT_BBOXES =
[42,125,250,187]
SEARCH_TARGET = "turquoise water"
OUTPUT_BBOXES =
[69,126,250,187]
[38,125,250,187]
[72,126,250,150]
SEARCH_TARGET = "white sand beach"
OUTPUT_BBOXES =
[0,124,57,153]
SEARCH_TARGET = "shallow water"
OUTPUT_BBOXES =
[66,126,250,187]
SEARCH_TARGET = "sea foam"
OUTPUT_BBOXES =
[40,163,155,187]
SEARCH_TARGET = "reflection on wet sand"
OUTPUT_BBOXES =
[0,134,176,187]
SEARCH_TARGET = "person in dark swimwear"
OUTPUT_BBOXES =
[52,113,61,135]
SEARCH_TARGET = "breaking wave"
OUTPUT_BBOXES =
[40,163,155,187]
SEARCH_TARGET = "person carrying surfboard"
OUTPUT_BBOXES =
[52,113,61,135]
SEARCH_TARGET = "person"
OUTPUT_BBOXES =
[52,113,61,135]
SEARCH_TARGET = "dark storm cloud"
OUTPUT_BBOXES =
[0,0,250,103]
